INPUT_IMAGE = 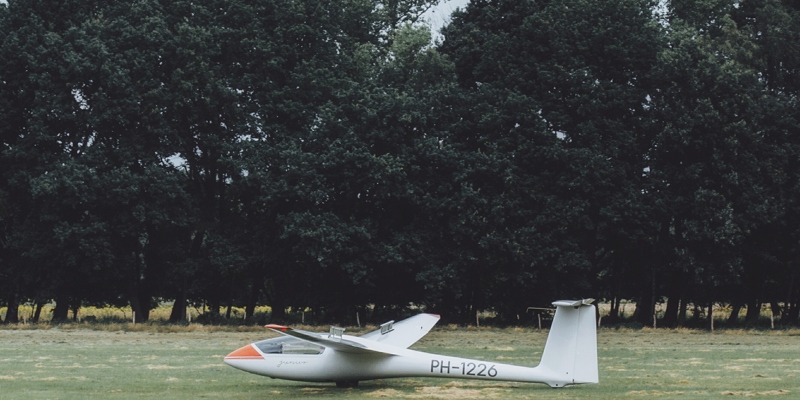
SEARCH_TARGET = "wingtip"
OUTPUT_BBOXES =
[265,324,290,331]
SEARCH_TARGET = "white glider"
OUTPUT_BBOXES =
[224,299,598,388]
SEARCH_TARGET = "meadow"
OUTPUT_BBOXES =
[0,323,798,399]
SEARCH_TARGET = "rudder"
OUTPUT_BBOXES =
[537,299,598,387]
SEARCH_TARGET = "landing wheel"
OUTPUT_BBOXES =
[335,380,359,388]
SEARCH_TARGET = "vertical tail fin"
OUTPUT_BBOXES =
[537,299,598,387]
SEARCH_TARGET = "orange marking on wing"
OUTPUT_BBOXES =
[264,324,289,331]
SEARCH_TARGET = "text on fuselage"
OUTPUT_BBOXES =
[430,360,498,377]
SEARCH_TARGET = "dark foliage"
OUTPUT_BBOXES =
[1,0,798,326]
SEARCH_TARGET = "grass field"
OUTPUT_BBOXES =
[0,325,798,399]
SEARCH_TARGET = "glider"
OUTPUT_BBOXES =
[224,299,598,388]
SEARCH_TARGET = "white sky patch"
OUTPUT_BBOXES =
[167,154,187,169]
[72,89,89,110]
[423,0,470,40]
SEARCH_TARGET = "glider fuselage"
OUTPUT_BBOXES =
[225,343,565,386]
[225,300,598,388]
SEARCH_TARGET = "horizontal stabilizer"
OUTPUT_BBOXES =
[551,298,594,307]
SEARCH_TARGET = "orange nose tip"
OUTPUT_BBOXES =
[225,344,263,359]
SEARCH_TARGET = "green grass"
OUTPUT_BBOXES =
[0,326,798,399]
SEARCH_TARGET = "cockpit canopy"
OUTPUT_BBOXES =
[254,336,325,355]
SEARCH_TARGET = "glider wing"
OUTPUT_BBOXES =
[264,324,404,356]
[359,313,440,348]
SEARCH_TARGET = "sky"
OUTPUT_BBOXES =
[423,0,471,40]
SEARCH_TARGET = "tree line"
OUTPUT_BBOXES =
[1,0,799,326]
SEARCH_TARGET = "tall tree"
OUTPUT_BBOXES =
[0,0,194,322]
[0,0,109,320]
[439,0,663,320]
[730,0,800,323]
[652,0,791,325]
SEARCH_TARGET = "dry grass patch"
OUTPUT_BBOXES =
[626,390,686,396]
[411,385,506,399]
[146,364,178,370]
[720,390,791,396]
[366,388,406,398]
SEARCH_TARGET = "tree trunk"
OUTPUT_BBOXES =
[782,269,795,322]
[52,297,70,322]
[3,293,19,324]
[135,296,151,322]
[71,301,80,322]
[691,303,702,323]
[677,298,687,326]
[728,303,742,325]
[128,279,151,323]
[245,284,258,324]
[786,300,799,324]
[633,270,656,325]
[745,299,761,324]
[707,303,714,328]
[270,297,287,323]
[609,297,618,321]
[32,301,44,323]
[169,289,187,322]
[632,296,653,325]
[170,230,204,323]
[663,294,680,327]
[769,300,781,322]
[208,298,221,318]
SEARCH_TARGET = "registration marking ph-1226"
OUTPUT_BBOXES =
[431,359,498,377]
